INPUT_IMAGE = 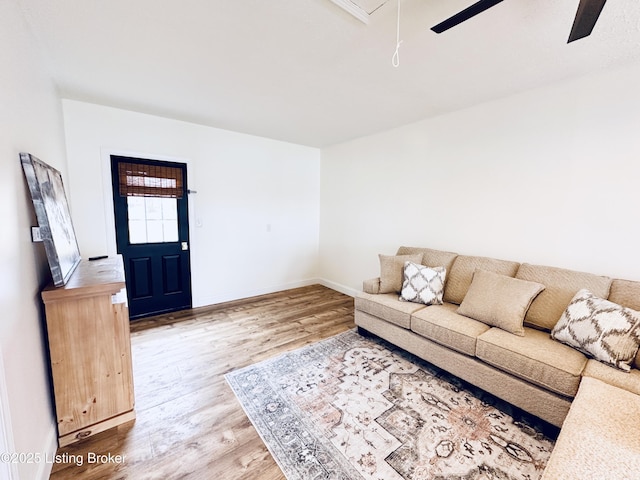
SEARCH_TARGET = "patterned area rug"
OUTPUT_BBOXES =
[225,330,557,480]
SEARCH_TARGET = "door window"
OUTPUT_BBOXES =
[127,196,179,244]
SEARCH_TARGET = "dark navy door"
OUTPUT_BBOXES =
[111,156,192,319]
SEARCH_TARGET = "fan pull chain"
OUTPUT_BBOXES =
[392,0,403,67]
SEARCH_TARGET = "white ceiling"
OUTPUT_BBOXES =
[16,0,640,147]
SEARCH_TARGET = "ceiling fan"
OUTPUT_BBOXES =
[431,0,608,43]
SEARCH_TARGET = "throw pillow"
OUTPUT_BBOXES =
[400,262,446,306]
[378,254,423,294]
[457,269,545,336]
[551,289,640,372]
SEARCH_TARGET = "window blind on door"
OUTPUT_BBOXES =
[118,162,184,198]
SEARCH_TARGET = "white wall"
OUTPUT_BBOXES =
[62,100,321,307]
[320,62,640,295]
[0,1,67,479]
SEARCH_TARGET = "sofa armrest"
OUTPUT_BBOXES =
[363,277,381,294]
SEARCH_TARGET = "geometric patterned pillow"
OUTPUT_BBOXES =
[551,289,640,372]
[400,262,446,306]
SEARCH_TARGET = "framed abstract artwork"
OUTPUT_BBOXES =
[20,152,81,286]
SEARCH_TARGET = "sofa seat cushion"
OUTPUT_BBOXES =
[411,303,491,356]
[582,359,640,397]
[355,292,426,329]
[541,377,640,480]
[476,327,587,397]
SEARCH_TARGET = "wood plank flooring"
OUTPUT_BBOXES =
[49,284,354,480]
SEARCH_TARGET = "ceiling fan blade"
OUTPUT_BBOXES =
[568,0,607,43]
[431,0,505,34]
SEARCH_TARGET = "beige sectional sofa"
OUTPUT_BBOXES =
[355,246,640,478]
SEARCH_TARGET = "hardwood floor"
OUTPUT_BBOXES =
[49,285,354,480]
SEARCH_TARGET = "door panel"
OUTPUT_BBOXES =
[162,255,183,293]
[130,257,153,299]
[111,156,192,319]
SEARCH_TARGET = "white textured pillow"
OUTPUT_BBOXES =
[400,262,446,306]
[551,289,640,372]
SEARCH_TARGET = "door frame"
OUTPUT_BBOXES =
[110,155,193,319]
[100,149,196,312]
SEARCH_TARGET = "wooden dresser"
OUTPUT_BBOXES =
[41,255,135,447]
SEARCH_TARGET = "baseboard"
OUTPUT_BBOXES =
[193,278,321,307]
[317,278,358,298]
[35,425,57,480]
[192,278,359,308]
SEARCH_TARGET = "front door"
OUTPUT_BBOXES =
[111,156,192,319]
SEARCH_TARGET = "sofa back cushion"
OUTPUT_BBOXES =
[609,279,640,311]
[396,246,458,274]
[443,255,520,305]
[516,264,612,331]
[608,279,640,369]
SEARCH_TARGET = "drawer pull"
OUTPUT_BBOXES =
[76,430,92,440]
